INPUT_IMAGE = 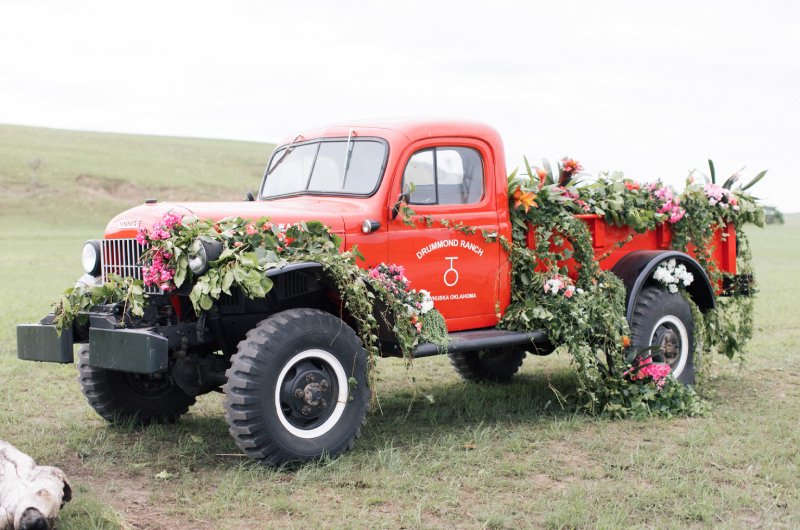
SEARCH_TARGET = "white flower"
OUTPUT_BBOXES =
[654,259,693,292]
[418,289,434,314]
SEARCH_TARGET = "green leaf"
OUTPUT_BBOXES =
[174,261,187,287]
[199,294,213,311]
[722,173,739,190]
[708,159,716,184]
[542,159,554,186]
[523,156,535,183]
[221,270,234,294]
[741,169,767,191]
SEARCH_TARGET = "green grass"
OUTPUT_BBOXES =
[1,124,798,528]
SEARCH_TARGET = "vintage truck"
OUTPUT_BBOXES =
[16,119,740,464]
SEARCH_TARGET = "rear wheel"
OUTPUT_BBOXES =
[77,345,195,424]
[629,286,695,385]
[448,347,526,383]
[223,308,370,465]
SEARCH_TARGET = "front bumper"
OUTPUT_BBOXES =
[17,321,168,374]
[16,324,74,363]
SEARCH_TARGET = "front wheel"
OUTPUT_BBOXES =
[629,286,695,385]
[77,345,195,424]
[223,309,370,465]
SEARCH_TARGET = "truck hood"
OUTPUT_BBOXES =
[105,199,347,238]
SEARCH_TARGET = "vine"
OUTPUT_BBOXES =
[51,157,764,418]
[400,157,764,417]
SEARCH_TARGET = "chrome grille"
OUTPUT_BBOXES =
[101,238,160,293]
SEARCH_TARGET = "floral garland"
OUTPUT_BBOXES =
[51,157,764,418]
[53,215,449,393]
[497,158,763,416]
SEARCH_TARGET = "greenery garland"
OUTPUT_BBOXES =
[51,157,764,418]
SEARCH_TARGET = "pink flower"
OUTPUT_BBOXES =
[625,357,671,388]
[135,227,148,246]
[263,222,274,231]
[246,223,257,235]
[651,184,685,224]
[161,212,182,230]
[564,285,576,298]
[668,204,686,223]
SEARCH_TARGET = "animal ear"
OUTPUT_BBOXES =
[62,478,73,504]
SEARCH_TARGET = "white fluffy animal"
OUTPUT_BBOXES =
[0,441,71,530]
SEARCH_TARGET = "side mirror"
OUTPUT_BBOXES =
[245,191,255,202]
[391,191,410,220]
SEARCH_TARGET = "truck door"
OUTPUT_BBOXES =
[387,140,502,331]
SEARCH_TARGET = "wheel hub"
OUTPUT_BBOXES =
[280,362,335,426]
[652,325,682,366]
[659,329,680,363]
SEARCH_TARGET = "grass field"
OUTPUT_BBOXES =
[0,124,798,529]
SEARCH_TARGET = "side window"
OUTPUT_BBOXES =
[403,147,484,205]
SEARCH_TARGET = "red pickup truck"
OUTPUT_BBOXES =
[17,119,738,464]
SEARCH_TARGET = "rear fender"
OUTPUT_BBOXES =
[610,250,715,323]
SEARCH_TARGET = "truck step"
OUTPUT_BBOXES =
[413,329,550,358]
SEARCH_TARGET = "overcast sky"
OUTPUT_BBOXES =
[2,1,798,211]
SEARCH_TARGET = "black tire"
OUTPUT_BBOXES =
[223,308,370,465]
[448,347,526,383]
[76,345,195,424]
[629,286,695,385]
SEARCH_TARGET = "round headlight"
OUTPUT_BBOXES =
[188,237,223,276]
[81,240,101,276]
[188,243,208,275]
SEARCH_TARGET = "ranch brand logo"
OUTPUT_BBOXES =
[416,239,485,260]
[118,219,141,229]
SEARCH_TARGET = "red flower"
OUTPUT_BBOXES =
[624,181,641,191]
[560,157,583,175]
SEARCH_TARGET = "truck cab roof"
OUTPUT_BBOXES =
[276,118,503,148]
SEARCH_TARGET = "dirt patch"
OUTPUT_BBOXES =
[72,173,244,203]
[59,452,213,530]
[74,174,137,195]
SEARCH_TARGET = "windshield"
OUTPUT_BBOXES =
[261,139,387,198]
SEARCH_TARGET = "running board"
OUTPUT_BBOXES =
[412,329,551,358]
